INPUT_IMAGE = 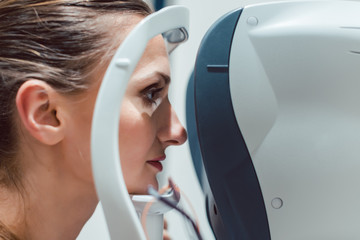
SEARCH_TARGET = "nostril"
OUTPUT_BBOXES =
[167,139,181,145]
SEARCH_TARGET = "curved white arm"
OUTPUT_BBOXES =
[90,6,189,240]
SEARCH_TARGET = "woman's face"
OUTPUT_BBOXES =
[118,34,187,194]
[61,14,187,195]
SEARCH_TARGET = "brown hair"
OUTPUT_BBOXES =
[0,0,151,188]
[0,221,20,240]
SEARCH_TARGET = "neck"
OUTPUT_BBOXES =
[22,172,98,240]
[0,145,98,240]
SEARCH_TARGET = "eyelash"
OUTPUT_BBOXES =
[143,87,164,106]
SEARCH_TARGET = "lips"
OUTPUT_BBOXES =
[147,155,165,171]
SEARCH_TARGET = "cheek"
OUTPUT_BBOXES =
[118,106,155,157]
[60,86,100,184]
[61,114,94,184]
[118,102,157,192]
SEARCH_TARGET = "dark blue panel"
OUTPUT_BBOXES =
[187,71,228,238]
[186,71,204,186]
[188,7,271,240]
[155,0,165,10]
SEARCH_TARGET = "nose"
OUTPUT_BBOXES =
[157,102,187,147]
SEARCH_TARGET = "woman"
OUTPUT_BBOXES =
[0,0,187,239]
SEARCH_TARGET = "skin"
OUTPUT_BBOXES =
[0,14,187,239]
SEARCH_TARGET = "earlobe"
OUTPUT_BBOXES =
[16,79,64,145]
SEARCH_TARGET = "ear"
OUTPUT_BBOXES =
[16,79,64,145]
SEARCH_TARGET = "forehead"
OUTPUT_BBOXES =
[90,14,170,87]
[132,35,170,77]
[107,13,170,75]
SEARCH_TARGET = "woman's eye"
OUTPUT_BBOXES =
[143,87,163,105]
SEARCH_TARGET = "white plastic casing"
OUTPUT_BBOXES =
[131,191,179,240]
[230,1,360,239]
[91,6,189,240]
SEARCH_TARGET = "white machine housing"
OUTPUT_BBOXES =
[187,1,360,239]
[91,6,189,240]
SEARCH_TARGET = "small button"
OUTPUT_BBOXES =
[247,16,258,26]
[115,58,130,68]
[271,197,283,209]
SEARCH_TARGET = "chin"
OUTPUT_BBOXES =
[128,179,159,195]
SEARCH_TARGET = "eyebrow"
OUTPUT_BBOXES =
[137,71,171,86]
[157,71,171,85]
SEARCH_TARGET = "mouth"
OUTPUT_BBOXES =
[147,155,165,172]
